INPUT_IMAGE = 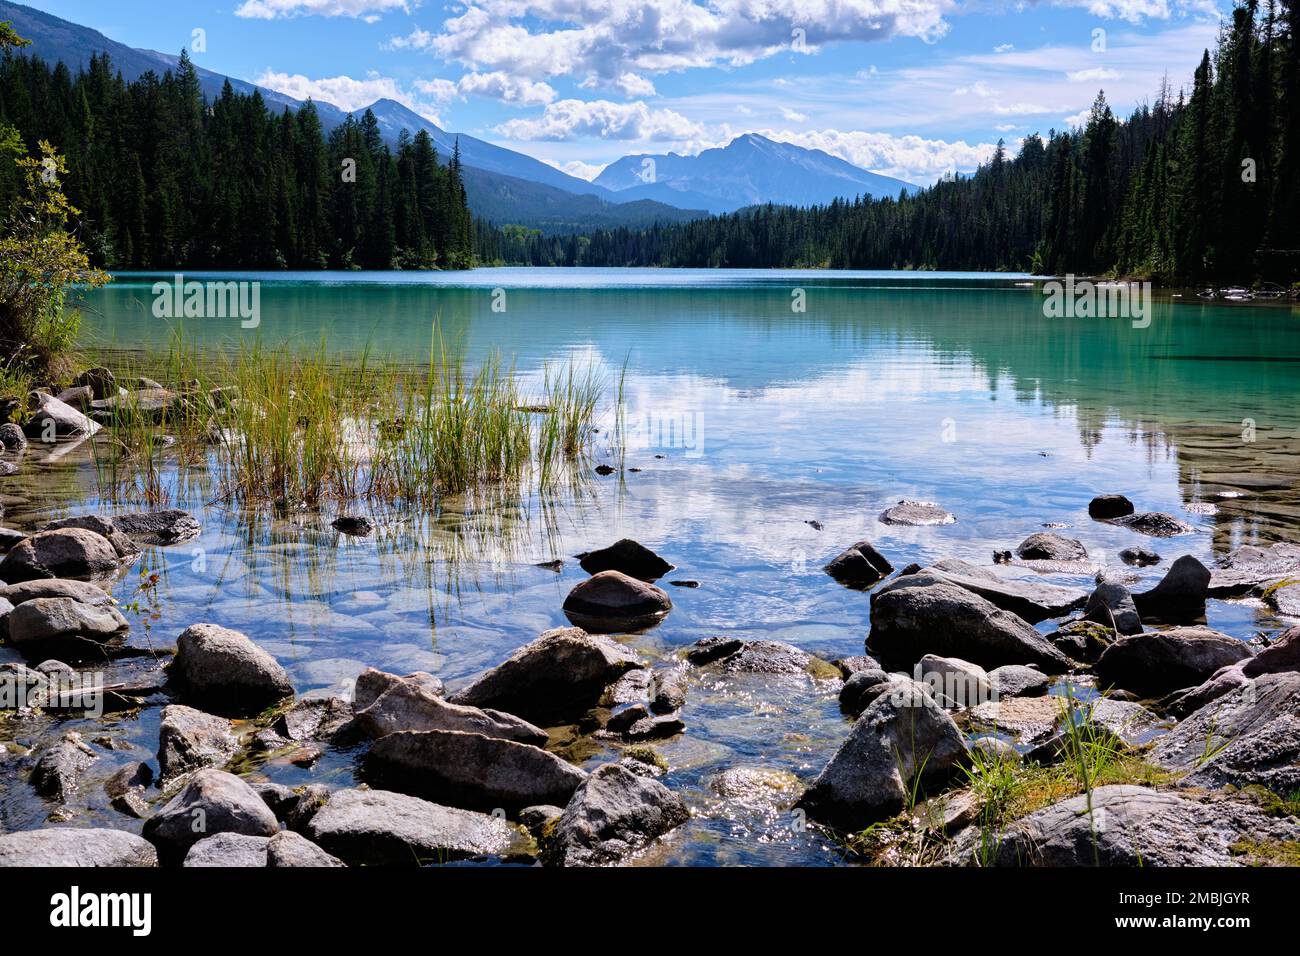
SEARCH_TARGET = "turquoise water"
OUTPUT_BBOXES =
[3,269,1299,864]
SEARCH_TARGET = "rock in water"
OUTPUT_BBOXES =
[355,680,548,746]
[112,509,202,546]
[562,570,672,632]
[542,763,689,866]
[578,539,673,580]
[684,636,843,680]
[1132,555,1211,623]
[868,581,1070,673]
[0,828,158,867]
[0,528,124,583]
[1151,672,1300,792]
[823,539,894,588]
[1208,542,1300,597]
[331,515,374,537]
[41,515,141,560]
[1119,547,1161,567]
[1084,582,1143,635]
[305,788,526,866]
[169,622,294,716]
[949,785,1300,866]
[797,680,968,830]
[905,559,1088,623]
[449,626,642,724]
[1094,626,1251,697]
[1087,494,1135,520]
[157,704,238,781]
[6,596,129,659]
[879,500,955,526]
[987,664,1050,698]
[30,732,97,801]
[23,391,101,438]
[1108,512,1195,536]
[1015,532,1088,562]
[143,769,279,865]
[0,422,28,450]
[363,729,589,813]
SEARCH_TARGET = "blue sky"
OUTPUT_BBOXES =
[22,1,1225,183]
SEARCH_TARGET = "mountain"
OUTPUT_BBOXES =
[0,0,702,232]
[595,133,918,214]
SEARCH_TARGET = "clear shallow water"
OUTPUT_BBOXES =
[4,269,1300,864]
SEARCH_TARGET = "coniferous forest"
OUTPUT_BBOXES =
[0,49,474,270]
[479,0,1300,284]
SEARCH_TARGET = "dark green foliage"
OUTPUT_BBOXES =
[0,48,473,270]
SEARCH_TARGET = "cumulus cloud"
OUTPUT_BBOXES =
[1067,67,1122,81]
[456,71,556,106]
[754,128,999,184]
[391,0,955,84]
[494,99,706,142]
[780,107,808,122]
[1049,0,1221,22]
[237,0,411,19]
[544,158,608,181]
[254,70,446,123]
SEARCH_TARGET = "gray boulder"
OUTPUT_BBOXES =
[1084,582,1143,635]
[0,421,27,450]
[142,769,279,864]
[41,515,140,561]
[684,636,842,680]
[903,559,1087,624]
[305,788,526,866]
[0,828,157,867]
[449,627,642,724]
[113,509,202,546]
[355,680,547,746]
[562,570,672,631]
[1209,542,1300,597]
[542,763,689,867]
[183,833,271,867]
[824,539,894,588]
[363,729,588,813]
[0,528,124,583]
[879,499,955,526]
[23,391,101,438]
[157,704,238,781]
[1088,494,1135,519]
[352,667,445,710]
[839,669,898,718]
[913,654,994,709]
[169,622,293,716]
[1094,627,1252,697]
[6,596,129,659]
[267,830,345,867]
[868,581,1070,673]
[951,785,1300,866]
[30,732,97,801]
[578,538,673,580]
[1016,532,1087,562]
[0,578,114,608]
[1243,624,1300,676]
[988,664,1051,698]
[1109,511,1195,536]
[797,679,969,830]
[1133,555,1211,623]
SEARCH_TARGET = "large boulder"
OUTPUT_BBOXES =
[824,540,894,588]
[363,729,589,813]
[879,499,955,526]
[912,654,994,709]
[449,627,642,724]
[352,667,445,710]
[169,623,293,716]
[1151,672,1300,792]
[868,581,1070,673]
[183,833,272,867]
[1084,582,1142,635]
[1016,532,1087,562]
[0,528,124,583]
[266,830,346,867]
[562,571,672,631]
[797,679,969,830]
[1132,555,1211,623]
[988,664,1051,698]
[0,578,114,608]
[578,539,673,580]
[30,732,97,801]
[305,788,526,866]
[1208,542,1300,597]
[41,515,140,561]
[355,680,547,746]
[1088,494,1135,520]
[112,509,202,546]
[157,704,238,781]
[542,763,689,867]
[950,785,1300,866]
[6,596,129,660]
[142,769,279,864]
[1243,625,1300,677]
[23,391,101,439]
[684,636,842,680]
[1094,627,1251,697]
[0,828,158,867]
[907,559,1087,624]
[72,366,118,400]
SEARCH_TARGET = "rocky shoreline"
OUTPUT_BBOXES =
[1,484,1299,868]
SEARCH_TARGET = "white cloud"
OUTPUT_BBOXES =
[993,43,1014,53]
[236,0,410,19]
[456,71,556,106]
[780,107,808,122]
[254,70,442,122]
[1050,0,1221,22]
[495,99,706,142]
[1066,67,1122,81]
[544,157,607,181]
[1062,109,1092,126]
[616,72,658,98]
[392,0,956,84]
[755,128,999,184]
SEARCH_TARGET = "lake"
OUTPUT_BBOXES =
[3,268,1299,864]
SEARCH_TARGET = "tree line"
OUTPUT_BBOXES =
[485,0,1300,284]
[0,48,474,270]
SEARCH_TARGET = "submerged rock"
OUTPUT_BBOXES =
[30,732,97,802]
[331,515,374,537]
[684,636,842,680]
[169,622,294,717]
[306,788,526,866]
[1119,547,1161,567]
[1088,494,1135,520]
[355,680,548,746]
[113,509,202,546]
[797,680,968,830]
[949,785,1300,866]
[363,729,588,813]
[563,570,672,631]
[578,538,673,581]
[449,627,642,724]
[1016,532,1087,562]
[1109,511,1195,537]
[0,528,125,583]
[0,828,158,867]
[143,769,279,864]
[878,499,955,526]
[1094,626,1251,697]
[868,581,1070,673]
[823,539,894,588]
[542,763,689,867]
